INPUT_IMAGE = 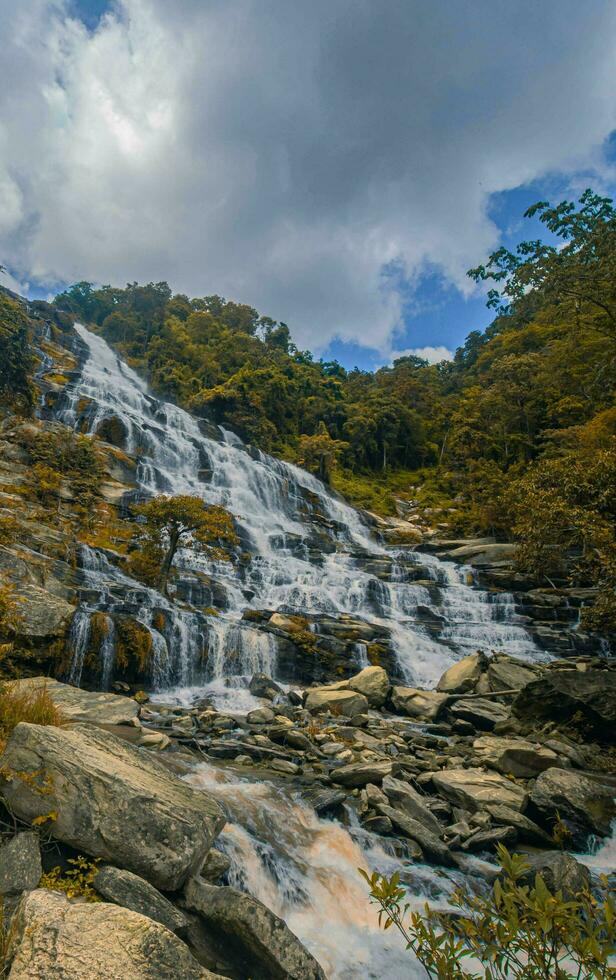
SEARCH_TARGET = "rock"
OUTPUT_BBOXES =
[138,731,171,750]
[0,722,225,891]
[529,768,616,848]
[472,735,561,778]
[512,669,616,741]
[246,706,275,725]
[200,849,231,883]
[461,825,517,852]
[184,877,326,980]
[305,688,369,718]
[449,697,510,731]
[330,760,393,788]
[249,674,282,700]
[268,613,305,633]
[0,832,42,896]
[437,653,484,694]
[9,585,74,640]
[362,815,393,834]
[376,804,454,866]
[487,656,541,692]
[390,686,448,721]
[347,666,390,708]
[381,775,442,836]
[7,889,218,979]
[301,786,347,816]
[94,865,188,934]
[484,804,553,845]
[518,852,591,899]
[431,768,527,812]
[8,677,140,726]
[270,759,300,775]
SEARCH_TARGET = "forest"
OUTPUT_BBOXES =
[48,190,616,637]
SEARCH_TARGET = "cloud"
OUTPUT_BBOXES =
[1,0,616,352]
[392,346,454,365]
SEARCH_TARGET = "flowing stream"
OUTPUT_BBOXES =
[54,324,555,977]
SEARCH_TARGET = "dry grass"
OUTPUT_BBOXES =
[0,681,65,750]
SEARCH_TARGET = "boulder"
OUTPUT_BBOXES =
[381,775,442,836]
[7,889,218,979]
[8,677,140,726]
[330,760,393,788]
[304,688,369,718]
[200,849,231,883]
[268,613,305,634]
[94,866,188,934]
[431,768,527,813]
[487,656,541,693]
[390,686,448,721]
[0,832,42,896]
[249,674,282,700]
[10,585,74,640]
[461,825,517,852]
[472,735,561,779]
[449,697,509,731]
[484,804,553,846]
[512,669,616,741]
[184,877,326,980]
[347,666,390,708]
[301,785,347,816]
[0,723,225,891]
[437,653,483,694]
[246,706,275,725]
[517,852,591,899]
[529,768,616,848]
[376,804,454,866]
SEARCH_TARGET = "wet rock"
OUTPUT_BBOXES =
[0,832,42,896]
[376,804,454,866]
[184,877,327,980]
[472,735,561,779]
[437,653,484,694]
[449,697,509,731]
[7,889,216,979]
[518,851,591,899]
[330,760,393,788]
[304,688,369,718]
[270,759,301,775]
[268,612,305,633]
[381,775,442,836]
[301,785,347,816]
[362,814,393,834]
[8,677,140,726]
[94,865,188,934]
[249,674,283,701]
[512,668,616,741]
[484,804,553,845]
[0,722,225,891]
[390,686,448,721]
[431,768,527,812]
[529,768,616,848]
[200,849,231,883]
[347,666,390,708]
[487,655,542,693]
[461,825,517,852]
[247,706,275,725]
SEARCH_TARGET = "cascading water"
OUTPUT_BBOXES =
[57,323,544,703]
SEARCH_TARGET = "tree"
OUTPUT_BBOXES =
[135,495,238,595]
[297,423,349,484]
[361,846,616,978]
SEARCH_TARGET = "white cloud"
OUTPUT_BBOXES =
[392,346,454,365]
[1,0,616,352]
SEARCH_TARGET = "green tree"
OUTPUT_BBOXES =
[297,423,349,484]
[135,495,238,595]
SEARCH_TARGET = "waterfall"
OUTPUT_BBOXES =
[57,323,545,702]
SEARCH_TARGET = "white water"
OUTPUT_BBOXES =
[59,324,543,703]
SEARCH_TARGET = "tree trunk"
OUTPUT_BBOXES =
[159,529,180,596]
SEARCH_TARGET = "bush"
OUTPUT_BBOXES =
[0,681,65,749]
[361,846,616,978]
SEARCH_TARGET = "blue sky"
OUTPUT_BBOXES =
[4,1,616,370]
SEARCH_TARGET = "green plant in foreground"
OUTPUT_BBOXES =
[40,856,102,902]
[360,846,616,978]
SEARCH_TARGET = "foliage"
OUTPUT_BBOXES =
[23,428,102,512]
[297,423,349,484]
[40,855,102,902]
[0,585,21,638]
[134,494,238,595]
[0,292,35,415]
[114,618,154,677]
[0,680,65,750]
[361,846,616,978]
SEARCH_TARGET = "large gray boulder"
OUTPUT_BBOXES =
[347,666,390,707]
[7,889,219,979]
[0,723,225,891]
[10,585,74,640]
[390,686,448,721]
[0,832,41,896]
[375,804,454,866]
[304,688,369,718]
[94,866,188,934]
[330,760,393,787]
[8,677,140,726]
[449,697,509,731]
[381,775,442,836]
[437,653,484,694]
[431,768,527,812]
[487,655,541,693]
[472,735,561,779]
[512,668,616,740]
[518,852,591,899]
[529,767,616,848]
[184,877,326,980]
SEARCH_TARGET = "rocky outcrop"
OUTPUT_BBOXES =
[512,665,616,741]
[472,735,562,779]
[8,677,140,726]
[528,767,616,848]
[0,722,225,890]
[7,889,219,979]
[184,877,327,980]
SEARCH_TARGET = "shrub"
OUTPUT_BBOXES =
[0,681,65,749]
[361,846,616,978]
[40,855,101,902]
